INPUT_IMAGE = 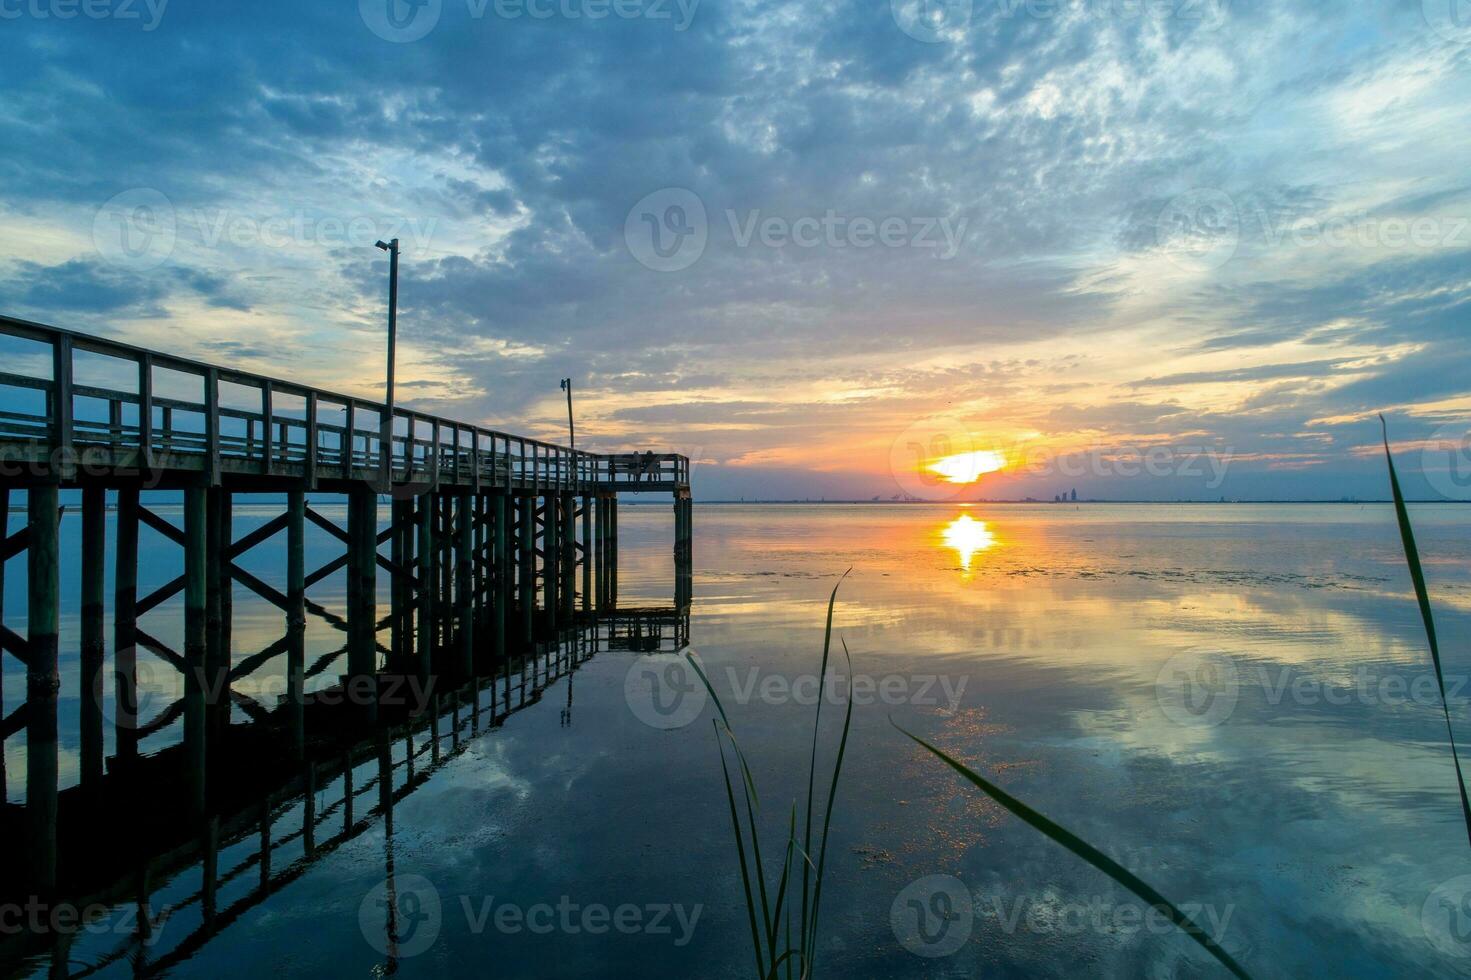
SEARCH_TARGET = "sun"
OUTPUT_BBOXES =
[926,449,1008,485]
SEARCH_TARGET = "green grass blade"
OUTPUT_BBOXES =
[893,721,1252,980]
[689,651,762,809]
[805,638,855,959]
[800,569,849,975]
[715,719,767,976]
[1380,415,1471,849]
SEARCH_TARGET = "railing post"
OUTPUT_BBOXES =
[305,391,319,489]
[345,400,357,473]
[51,334,73,479]
[204,368,220,486]
[138,353,153,472]
[261,380,273,474]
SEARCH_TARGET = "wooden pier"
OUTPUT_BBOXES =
[0,315,694,909]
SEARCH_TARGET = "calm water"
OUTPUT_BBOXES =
[8,502,1471,977]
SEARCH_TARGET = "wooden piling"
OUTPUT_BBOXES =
[114,486,139,766]
[27,483,60,893]
[287,489,306,757]
[80,484,105,790]
[519,495,535,645]
[417,492,435,683]
[183,486,208,820]
[581,494,592,613]
[456,492,473,676]
[347,485,378,721]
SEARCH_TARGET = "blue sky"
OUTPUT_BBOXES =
[1,0,1469,499]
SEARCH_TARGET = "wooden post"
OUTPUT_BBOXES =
[417,492,435,684]
[608,495,618,610]
[184,486,208,820]
[27,484,60,893]
[80,485,105,790]
[205,488,229,742]
[561,494,575,619]
[390,497,410,668]
[518,495,534,645]
[287,489,306,758]
[493,493,509,675]
[456,492,473,676]
[581,494,592,613]
[51,336,74,479]
[347,485,378,722]
[114,486,140,766]
[544,495,559,632]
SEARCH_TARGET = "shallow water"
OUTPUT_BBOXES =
[8,501,1471,977]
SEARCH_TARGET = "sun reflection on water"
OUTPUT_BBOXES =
[940,513,997,571]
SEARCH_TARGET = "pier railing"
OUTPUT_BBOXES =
[0,315,690,492]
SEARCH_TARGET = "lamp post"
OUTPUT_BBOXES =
[375,238,399,485]
[560,378,575,451]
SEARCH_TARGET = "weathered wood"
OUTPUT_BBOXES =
[287,489,305,758]
[417,493,435,684]
[346,485,378,720]
[519,495,535,645]
[184,487,208,820]
[27,484,60,893]
[545,494,559,631]
[80,485,106,789]
[51,335,73,478]
[581,494,592,613]
[456,493,473,676]
[113,486,139,765]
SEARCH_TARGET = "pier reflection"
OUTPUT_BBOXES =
[0,605,690,978]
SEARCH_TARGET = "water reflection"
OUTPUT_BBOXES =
[939,513,996,571]
[0,608,690,978]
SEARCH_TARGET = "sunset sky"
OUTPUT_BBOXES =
[1,1,1468,499]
